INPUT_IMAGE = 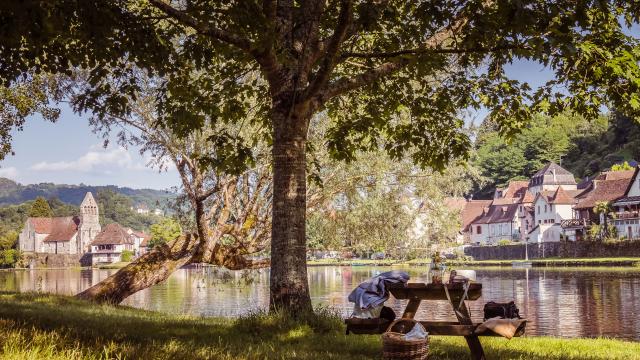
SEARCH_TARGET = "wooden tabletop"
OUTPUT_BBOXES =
[388,282,483,301]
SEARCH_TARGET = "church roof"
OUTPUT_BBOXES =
[90,223,134,246]
[529,162,576,187]
[27,216,80,242]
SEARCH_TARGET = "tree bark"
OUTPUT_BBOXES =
[269,102,313,313]
[76,234,199,304]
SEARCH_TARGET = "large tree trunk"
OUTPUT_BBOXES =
[76,234,199,304]
[269,103,313,313]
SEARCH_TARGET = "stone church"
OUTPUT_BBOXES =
[18,192,102,255]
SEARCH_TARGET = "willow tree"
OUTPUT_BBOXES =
[3,1,640,312]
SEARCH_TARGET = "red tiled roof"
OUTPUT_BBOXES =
[91,223,134,246]
[27,216,80,242]
[550,187,574,204]
[460,200,493,231]
[503,181,529,198]
[595,170,635,181]
[470,203,519,225]
[575,178,633,209]
[536,188,581,205]
[520,190,535,203]
[444,197,467,211]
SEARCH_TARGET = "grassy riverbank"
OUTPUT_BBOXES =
[0,292,638,359]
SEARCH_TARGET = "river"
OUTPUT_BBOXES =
[1,266,639,340]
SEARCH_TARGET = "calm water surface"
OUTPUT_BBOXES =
[1,266,639,340]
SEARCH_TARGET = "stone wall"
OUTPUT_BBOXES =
[464,241,640,260]
[20,253,91,268]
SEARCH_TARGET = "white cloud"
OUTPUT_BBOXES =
[30,146,149,173]
[0,167,19,179]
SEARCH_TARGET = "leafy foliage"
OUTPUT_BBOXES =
[96,190,161,231]
[611,161,634,171]
[474,112,640,197]
[148,218,182,248]
[120,250,134,262]
[28,197,53,217]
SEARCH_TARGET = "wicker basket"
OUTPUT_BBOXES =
[382,319,429,360]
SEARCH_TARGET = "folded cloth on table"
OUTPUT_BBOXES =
[348,270,410,310]
[474,317,527,339]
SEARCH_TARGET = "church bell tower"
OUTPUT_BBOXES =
[79,192,101,253]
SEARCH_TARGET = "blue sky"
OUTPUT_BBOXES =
[0,105,180,189]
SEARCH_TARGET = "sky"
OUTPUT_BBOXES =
[0,105,180,190]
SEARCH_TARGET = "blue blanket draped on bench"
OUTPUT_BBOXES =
[348,270,410,310]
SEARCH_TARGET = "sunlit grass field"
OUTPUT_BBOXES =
[0,291,638,359]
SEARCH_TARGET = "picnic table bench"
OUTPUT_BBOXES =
[345,282,526,360]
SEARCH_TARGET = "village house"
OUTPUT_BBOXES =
[18,191,152,264]
[565,170,634,240]
[527,187,578,243]
[611,167,640,239]
[90,223,138,265]
[459,162,598,245]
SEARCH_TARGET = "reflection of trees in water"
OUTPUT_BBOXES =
[1,267,640,339]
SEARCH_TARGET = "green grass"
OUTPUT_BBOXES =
[0,292,639,359]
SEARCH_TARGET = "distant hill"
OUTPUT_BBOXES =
[0,178,176,208]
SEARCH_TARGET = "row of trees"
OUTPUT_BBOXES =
[3,1,640,313]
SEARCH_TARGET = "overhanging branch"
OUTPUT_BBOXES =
[148,0,253,52]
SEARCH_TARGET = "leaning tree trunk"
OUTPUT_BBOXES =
[269,103,313,313]
[76,234,199,304]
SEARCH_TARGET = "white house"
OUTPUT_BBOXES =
[469,202,520,245]
[526,187,577,242]
[90,223,137,265]
[611,167,640,239]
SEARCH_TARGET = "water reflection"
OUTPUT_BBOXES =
[1,266,639,340]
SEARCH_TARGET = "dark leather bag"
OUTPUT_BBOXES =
[483,301,521,320]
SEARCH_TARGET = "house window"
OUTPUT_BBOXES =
[544,205,547,213]
[539,220,542,224]
[537,206,540,214]
[477,226,482,234]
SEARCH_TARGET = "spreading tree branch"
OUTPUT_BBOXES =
[148,0,253,51]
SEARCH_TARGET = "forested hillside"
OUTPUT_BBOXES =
[473,112,640,198]
[0,178,175,207]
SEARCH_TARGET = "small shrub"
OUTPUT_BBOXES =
[497,239,512,246]
[121,250,134,262]
[0,249,20,268]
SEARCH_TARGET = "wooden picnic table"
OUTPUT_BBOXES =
[388,282,486,360]
[346,281,523,360]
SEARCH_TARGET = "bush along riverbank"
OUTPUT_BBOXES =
[0,292,639,359]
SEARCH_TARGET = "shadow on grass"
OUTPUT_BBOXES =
[0,291,638,359]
